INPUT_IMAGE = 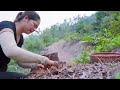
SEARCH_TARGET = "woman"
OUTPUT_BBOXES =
[0,11,58,79]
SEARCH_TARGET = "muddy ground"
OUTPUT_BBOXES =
[24,61,120,79]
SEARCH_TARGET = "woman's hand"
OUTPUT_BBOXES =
[46,60,59,67]
[41,56,59,68]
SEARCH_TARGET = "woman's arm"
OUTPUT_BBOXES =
[0,28,55,65]
[16,62,44,69]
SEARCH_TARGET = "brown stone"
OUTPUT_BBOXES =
[42,52,59,61]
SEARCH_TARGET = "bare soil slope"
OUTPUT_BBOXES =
[44,39,91,63]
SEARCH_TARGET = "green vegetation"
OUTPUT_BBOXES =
[7,60,30,74]
[115,72,120,79]
[73,51,91,64]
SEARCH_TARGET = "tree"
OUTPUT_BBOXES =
[76,19,85,34]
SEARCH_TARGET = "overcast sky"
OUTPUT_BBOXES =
[0,11,96,37]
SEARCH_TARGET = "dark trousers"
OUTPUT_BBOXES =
[0,72,27,79]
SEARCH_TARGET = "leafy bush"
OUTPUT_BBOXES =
[81,35,94,42]
[91,28,120,52]
[73,51,91,64]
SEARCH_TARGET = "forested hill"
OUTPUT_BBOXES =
[23,11,120,54]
